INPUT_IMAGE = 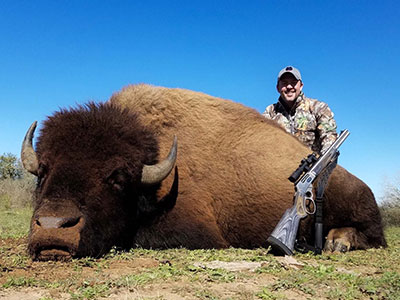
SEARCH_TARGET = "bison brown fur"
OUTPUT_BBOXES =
[23,84,386,260]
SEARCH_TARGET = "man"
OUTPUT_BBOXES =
[263,66,337,154]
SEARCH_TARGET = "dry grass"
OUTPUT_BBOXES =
[0,172,35,210]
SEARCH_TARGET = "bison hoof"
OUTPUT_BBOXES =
[324,238,351,253]
[323,227,357,253]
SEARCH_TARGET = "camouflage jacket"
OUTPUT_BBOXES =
[262,93,337,154]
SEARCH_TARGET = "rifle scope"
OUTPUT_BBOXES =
[288,154,317,183]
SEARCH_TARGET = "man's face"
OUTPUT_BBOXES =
[277,73,303,103]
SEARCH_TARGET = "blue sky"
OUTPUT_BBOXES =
[1,1,399,200]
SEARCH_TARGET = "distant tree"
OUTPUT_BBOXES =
[380,173,400,227]
[0,153,35,209]
[381,173,400,202]
[0,153,23,180]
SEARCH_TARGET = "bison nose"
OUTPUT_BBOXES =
[36,216,82,229]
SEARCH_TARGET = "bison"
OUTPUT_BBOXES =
[21,84,386,261]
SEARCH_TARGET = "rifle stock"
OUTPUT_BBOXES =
[267,205,301,255]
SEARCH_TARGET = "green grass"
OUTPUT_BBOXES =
[0,207,399,299]
[70,282,111,300]
[0,207,32,238]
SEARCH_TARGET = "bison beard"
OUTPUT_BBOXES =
[22,84,386,260]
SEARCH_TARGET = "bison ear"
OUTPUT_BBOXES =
[106,168,134,192]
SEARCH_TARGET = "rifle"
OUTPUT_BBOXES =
[267,129,350,255]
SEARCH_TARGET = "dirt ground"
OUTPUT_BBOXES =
[0,236,396,300]
[0,238,317,300]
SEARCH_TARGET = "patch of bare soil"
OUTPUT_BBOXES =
[104,274,277,300]
[0,288,69,300]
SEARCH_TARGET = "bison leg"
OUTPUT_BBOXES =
[324,227,368,253]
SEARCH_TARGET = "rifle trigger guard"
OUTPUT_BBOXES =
[305,197,316,215]
[302,186,315,215]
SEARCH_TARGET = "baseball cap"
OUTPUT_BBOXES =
[277,66,302,81]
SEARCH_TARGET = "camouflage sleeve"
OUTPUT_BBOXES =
[313,101,338,154]
[262,104,275,119]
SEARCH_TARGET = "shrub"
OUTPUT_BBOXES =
[0,153,24,180]
[0,169,35,210]
[379,174,400,227]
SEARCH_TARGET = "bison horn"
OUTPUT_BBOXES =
[21,121,39,176]
[141,135,177,185]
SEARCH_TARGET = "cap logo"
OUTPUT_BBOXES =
[286,67,293,71]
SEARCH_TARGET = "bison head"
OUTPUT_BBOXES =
[21,103,178,261]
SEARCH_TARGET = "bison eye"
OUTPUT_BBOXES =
[106,168,132,192]
[37,163,47,177]
[36,163,48,187]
